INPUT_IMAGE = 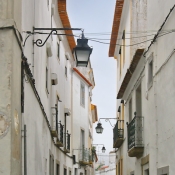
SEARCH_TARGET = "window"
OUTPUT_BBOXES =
[136,84,142,116]
[122,30,125,65]
[119,30,125,78]
[49,155,54,175]
[80,83,85,106]
[148,53,153,89]
[144,169,149,175]
[64,168,67,175]
[119,47,122,77]
[118,160,120,175]
[74,168,77,175]
[116,159,123,175]
[80,129,85,149]
[121,100,124,129]
[69,170,71,175]
[129,98,132,122]
[45,159,47,175]
[46,54,49,94]
[130,171,134,175]
[65,66,67,77]
[57,43,60,59]
[46,67,49,93]
[56,96,61,122]
[56,164,60,175]
[157,166,169,175]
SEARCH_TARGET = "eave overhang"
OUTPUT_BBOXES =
[109,0,124,57]
[73,68,93,87]
[58,0,76,53]
[117,49,144,99]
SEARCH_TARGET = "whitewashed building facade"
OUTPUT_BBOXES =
[0,0,98,175]
[109,0,175,175]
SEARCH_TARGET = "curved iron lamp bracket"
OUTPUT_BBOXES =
[34,29,57,47]
[23,27,83,47]
[98,118,117,127]
[32,27,83,47]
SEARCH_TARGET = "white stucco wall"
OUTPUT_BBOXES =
[114,0,175,175]
[0,0,22,174]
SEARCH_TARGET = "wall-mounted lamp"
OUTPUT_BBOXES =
[92,144,106,153]
[95,123,104,134]
[73,32,93,67]
[28,27,93,67]
[95,118,117,134]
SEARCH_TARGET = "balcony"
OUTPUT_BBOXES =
[127,115,144,157]
[55,121,64,147]
[79,146,93,166]
[64,131,71,154]
[51,107,58,138]
[113,120,124,148]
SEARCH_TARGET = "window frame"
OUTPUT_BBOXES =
[57,42,60,61]
[80,82,85,107]
[129,98,132,123]
[46,62,49,95]
[147,53,154,89]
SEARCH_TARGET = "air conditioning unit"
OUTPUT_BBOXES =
[51,73,58,85]
[64,108,71,116]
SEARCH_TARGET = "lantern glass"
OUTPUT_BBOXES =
[95,123,103,134]
[73,37,92,67]
[102,146,106,153]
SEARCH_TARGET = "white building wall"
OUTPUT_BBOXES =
[0,1,22,174]
[1,0,96,175]
[114,0,175,175]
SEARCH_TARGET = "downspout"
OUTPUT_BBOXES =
[24,125,27,175]
[64,113,67,149]
[32,0,36,75]
[154,41,158,169]
[71,68,74,157]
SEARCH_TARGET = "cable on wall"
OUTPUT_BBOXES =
[143,4,175,56]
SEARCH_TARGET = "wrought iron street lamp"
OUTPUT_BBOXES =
[102,146,106,153]
[92,144,106,153]
[30,27,92,67]
[73,33,93,67]
[95,118,117,134]
[95,123,103,134]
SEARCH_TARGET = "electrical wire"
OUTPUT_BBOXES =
[144,4,175,56]
[85,33,162,41]
[23,30,174,47]
[87,31,174,46]
[73,29,175,35]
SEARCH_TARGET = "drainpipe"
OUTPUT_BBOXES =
[64,113,67,149]
[32,0,36,76]
[71,68,74,156]
[24,125,27,175]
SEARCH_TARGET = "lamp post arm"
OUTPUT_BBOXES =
[33,27,83,31]
[98,118,117,127]
[24,27,84,47]
[92,144,104,146]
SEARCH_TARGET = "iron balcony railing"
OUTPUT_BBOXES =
[51,105,58,135]
[127,115,144,150]
[79,146,92,163]
[65,131,71,151]
[58,121,64,144]
[113,120,124,146]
